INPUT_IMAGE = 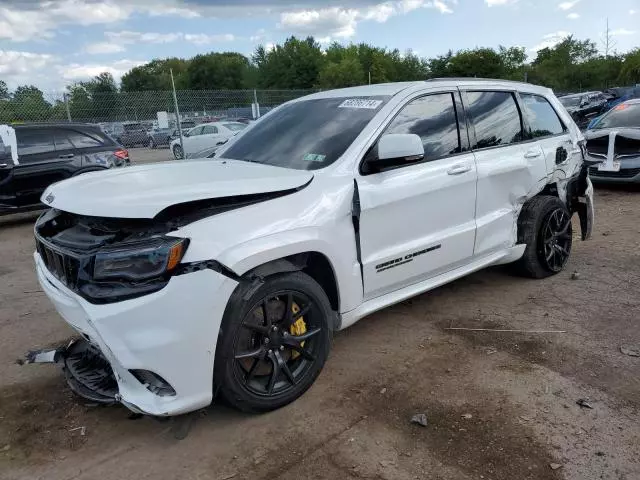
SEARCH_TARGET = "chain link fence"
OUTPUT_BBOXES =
[0,89,318,126]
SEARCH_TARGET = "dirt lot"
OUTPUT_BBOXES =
[0,155,639,480]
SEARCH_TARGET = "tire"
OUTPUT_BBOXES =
[149,138,155,149]
[515,195,573,279]
[214,271,333,413]
[173,144,184,160]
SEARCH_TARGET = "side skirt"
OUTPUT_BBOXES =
[339,245,525,329]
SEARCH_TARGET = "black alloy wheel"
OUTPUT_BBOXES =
[233,291,320,397]
[173,144,184,160]
[215,272,332,412]
[149,137,155,149]
[539,208,572,273]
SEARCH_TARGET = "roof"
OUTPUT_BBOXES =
[10,122,101,129]
[300,78,551,102]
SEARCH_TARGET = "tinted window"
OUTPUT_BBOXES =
[222,96,389,170]
[189,126,203,136]
[560,96,581,108]
[53,130,74,150]
[383,93,461,160]
[520,94,565,138]
[592,103,640,129]
[16,129,55,157]
[466,91,523,149]
[202,125,218,135]
[123,123,143,132]
[66,130,104,148]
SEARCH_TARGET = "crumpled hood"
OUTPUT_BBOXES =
[584,127,640,140]
[42,159,313,219]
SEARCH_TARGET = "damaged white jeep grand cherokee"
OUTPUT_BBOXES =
[31,79,594,417]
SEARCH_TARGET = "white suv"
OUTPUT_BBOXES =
[31,79,594,417]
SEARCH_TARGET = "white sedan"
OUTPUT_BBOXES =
[170,121,247,160]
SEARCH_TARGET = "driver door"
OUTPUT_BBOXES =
[357,91,478,300]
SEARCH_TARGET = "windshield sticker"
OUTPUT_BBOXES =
[303,153,327,162]
[338,99,383,110]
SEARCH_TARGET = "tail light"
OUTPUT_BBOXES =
[114,149,129,160]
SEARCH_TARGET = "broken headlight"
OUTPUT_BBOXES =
[93,237,188,282]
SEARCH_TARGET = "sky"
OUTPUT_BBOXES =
[0,0,638,92]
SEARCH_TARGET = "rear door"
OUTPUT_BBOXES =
[358,90,478,299]
[461,89,548,257]
[12,127,72,207]
[60,127,117,168]
[198,125,222,150]
[518,92,575,178]
[183,126,204,155]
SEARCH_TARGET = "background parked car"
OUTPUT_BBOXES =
[585,99,640,184]
[170,121,247,159]
[558,91,607,129]
[0,123,129,215]
[115,122,148,147]
[147,128,177,149]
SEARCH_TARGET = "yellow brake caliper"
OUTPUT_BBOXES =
[290,303,307,359]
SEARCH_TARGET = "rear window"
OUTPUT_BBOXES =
[520,93,566,138]
[466,91,523,149]
[223,123,247,132]
[559,96,581,108]
[593,103,640,129]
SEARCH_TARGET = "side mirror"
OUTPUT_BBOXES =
[366,134,424,172]
[183,131,190,137]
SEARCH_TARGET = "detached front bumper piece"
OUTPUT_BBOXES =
[23,338,118,405]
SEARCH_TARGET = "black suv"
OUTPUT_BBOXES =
[0,123,129,215]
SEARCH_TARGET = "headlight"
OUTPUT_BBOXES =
[93,237,188,281]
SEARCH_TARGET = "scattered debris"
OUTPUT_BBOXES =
[571,271,580,280]
[595,451,606,457]
[380,387,387,394]
[410,413,428,427]
[576,399,593,409]
[461,413,473,420]
[221,473,237,480]
[549,463,563,470]
[485,347,498,355]
[602,231,611,236]
[446,327,566,334]
[379,460,396,468]
[620,345,640,357]
[1,445,10,452]
[68,426,86,436]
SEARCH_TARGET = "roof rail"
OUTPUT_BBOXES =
[426,77,529,85]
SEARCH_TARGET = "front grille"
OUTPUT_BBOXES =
[36,238,81,288]
[589,167,640,178]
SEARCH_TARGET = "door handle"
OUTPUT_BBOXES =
[524,149,541,159]
[59,154,75,159]
[447,164,472,175]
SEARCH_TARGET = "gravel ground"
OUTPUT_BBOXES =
[0,156,638,480]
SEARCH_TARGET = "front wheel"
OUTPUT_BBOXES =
[148,138,155,149]
[173,144,184,160]
[215,272,333,412]
[515,196,573,278]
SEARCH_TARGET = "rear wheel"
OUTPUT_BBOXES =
[215,272,333,412]
[515,196,573,278]
[148,138,155,149]
[173,144,184,160]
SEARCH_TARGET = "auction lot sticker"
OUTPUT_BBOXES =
[338,99,383,109]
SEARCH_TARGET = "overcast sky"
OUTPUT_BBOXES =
[0,0,638,91]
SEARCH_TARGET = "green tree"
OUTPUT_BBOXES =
[186,52,251,90]
[121,58,190,92]
[0,80,8,100]
[317,56,365,88]
[11,86,51,122]
[618,48,640,85]
[255,37,325,89]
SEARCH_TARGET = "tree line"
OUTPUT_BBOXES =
[1,35,639,123]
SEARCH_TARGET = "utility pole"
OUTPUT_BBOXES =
[170,69,184,156]
[601,17,617,58]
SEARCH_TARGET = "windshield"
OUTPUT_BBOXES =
[560,96,581,107]
[222,96,389,170]
[592,103,640,129]
[223,123,247,132]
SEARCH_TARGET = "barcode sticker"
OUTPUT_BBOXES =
[338,99,383,109]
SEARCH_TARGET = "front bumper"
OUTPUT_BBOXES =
[589,166,640,184]
[34,253,238,416]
